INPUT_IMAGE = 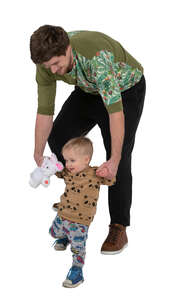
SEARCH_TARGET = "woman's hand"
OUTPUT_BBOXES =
[34,153,44,167]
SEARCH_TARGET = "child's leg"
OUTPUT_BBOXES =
[69,223,89,268]
[49,214,65,238]
[49,214,70,248]
[49,214,70,250]
[62,221,88,288]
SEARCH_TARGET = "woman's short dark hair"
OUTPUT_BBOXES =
[30,25,70,64]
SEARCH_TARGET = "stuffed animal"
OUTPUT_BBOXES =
[29,153,64,188]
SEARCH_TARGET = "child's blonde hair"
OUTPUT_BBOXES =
[62,136,93,161]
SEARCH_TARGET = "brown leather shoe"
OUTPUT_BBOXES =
[101,224,128,255]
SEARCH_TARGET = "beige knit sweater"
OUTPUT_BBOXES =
[55,166,116,226]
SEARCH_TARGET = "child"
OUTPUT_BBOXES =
[49,136,116,288]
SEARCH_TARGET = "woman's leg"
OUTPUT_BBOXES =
[48,87,97,165]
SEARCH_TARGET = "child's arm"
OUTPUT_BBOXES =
[95,167,116,186]
[55,167,67,179]
[55,171,64,179]
[98,175,116,186]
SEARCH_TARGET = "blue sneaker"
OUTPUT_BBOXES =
[63,266,84,288]
[53,237,69,251]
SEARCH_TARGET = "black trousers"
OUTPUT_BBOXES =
[48,76,146,226]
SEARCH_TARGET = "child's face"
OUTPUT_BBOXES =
[62,148,90,174]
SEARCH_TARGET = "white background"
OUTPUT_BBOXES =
[1,0,172,299]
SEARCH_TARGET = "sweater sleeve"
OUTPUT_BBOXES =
[36,65,56,115]
[99,176,116,186]
[55,170,65,179]
[92,166,116,186]
[91,50,123,114]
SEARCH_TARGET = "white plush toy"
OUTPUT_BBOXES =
[29,153,64,188]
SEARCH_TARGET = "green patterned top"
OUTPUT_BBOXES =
[36,31,143,115]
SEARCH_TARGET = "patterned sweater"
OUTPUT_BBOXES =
[36,30,143,115]
[55,166,116,226]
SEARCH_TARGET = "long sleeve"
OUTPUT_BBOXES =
[55,170,65,179]
[98,175,116,186]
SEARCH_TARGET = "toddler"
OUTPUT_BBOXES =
[49,136,116,288]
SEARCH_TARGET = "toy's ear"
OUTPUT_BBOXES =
[50,153,58,164]
[56,163,63,171]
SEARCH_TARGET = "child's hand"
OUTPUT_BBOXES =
[96,167,109,178]
[96,159,117,180]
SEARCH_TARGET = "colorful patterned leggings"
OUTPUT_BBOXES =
[49,214,89,268]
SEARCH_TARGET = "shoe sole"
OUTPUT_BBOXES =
[62,280,84,288]
[54,245,67,251]
[101,243,128,255]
